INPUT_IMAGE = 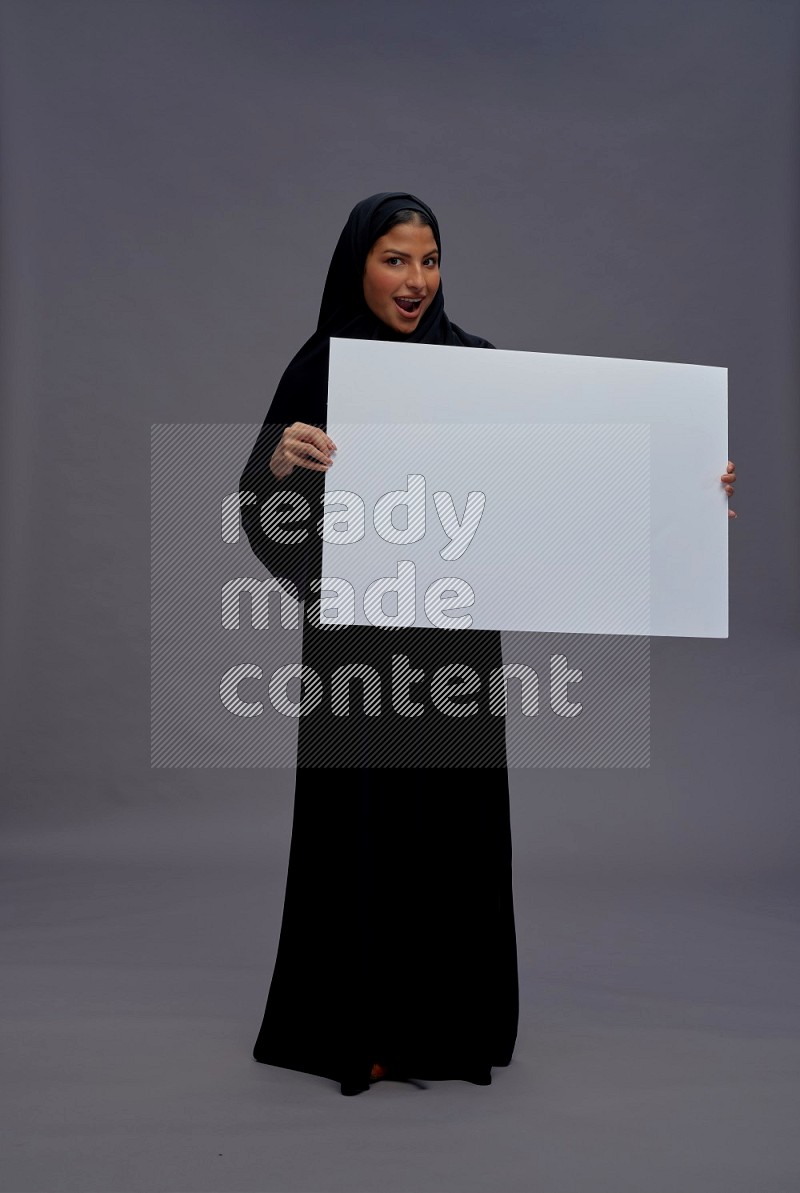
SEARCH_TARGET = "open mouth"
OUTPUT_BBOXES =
[393,297,423,316]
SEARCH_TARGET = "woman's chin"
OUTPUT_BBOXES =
[384,314,419,334]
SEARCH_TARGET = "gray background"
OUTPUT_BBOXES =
[1,1,798,1190]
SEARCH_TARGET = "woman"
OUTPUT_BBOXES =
[240,191,739,1097]
[239,192,519,1096]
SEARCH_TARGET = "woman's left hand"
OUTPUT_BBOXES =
[721,459,737,518]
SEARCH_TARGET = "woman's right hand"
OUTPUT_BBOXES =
[269,422,337,479]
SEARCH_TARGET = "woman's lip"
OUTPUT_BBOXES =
[393,297,423,318]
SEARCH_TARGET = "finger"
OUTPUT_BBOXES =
[721,471,736,482]
[725,485,735,495]
[292,425,332,451]
[288,437,331,465]
[293,459,330,472]
[301,424,335,453]
[727,460,734,471]
[728,508,737,518]
[284,446,330,471]
[303,423,336,451]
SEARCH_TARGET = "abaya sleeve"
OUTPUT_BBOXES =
[238,338,330,605]
[238,413,325,607]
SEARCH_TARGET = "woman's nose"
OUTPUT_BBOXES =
[405,264,425,291]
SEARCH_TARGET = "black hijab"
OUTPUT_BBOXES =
[264,190,493,427]
[240,192,494,597]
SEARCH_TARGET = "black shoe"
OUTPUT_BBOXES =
[370,1063,428,1091]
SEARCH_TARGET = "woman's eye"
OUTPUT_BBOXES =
[384,257,438,267]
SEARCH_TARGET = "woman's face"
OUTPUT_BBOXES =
[362,220,440,334]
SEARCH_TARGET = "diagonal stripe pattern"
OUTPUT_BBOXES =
[151,424,650,769]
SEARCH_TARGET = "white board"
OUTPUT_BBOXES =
[321,338,728,638]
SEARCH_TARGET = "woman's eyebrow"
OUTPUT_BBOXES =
[381,247,439,257]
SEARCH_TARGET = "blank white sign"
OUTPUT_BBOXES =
[323,338,728,638]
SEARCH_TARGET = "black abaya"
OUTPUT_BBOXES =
[239,193,518,1094]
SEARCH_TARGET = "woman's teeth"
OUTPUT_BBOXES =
[394,297,422,313]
